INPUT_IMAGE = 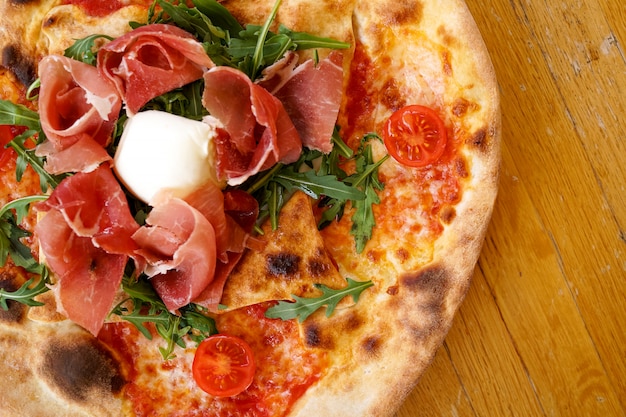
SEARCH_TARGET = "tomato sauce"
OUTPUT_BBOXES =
[61,0,154,17]
[98,303,326,417]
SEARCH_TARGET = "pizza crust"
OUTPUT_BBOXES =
[0,0,500,415]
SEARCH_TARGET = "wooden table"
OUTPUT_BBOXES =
[397,1,626,415]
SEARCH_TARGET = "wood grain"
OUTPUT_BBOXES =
[397,0,626,415]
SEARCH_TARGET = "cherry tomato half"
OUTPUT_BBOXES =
[192,334,256,397]
[382,105,447,168]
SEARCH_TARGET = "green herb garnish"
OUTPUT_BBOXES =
[0,196,48,274]
[0,100,64,192]
[265,278,374,322]
[111,275,217,360]
[0,271,51,311]
[64,34,114,65]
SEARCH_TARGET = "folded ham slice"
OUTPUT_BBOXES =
[37,55,122,174]
[259,51,344,154]
[202,66,302,186]
[35,165,140,336]
[98,23,215,115]
[132,195,217,312]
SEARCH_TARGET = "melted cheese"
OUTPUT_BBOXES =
[113,110,222,204]
[99,305,326,416]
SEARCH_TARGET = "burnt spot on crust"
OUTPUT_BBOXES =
[402,264,450,296]
[361,335,382,358]
[386,285,399,296]
[0,273,27,324]
[452,97,479,118]
[42,14,58,28]
[343,310,365,333]
[467,128,490,152]
[440,206,457,225]
[9,0,38,4]
[400,264,451,339]
[380,1,424,26]
[39,336,125,402]
[266,253,301,276]
[303,322,335,350]
[1,45,37,88]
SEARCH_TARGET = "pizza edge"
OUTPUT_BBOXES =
[287,0,501,415]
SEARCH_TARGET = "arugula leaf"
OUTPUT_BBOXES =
[0,100,65,192]
[0,269,51,311]
[345,135,388,253]
[0,100,41,130]
[0,196,48,273]
[192,0,244,34]
[64,34,113,65]
[265,278,374,322]
[142,80,208,120]
[317,134,389,253]
[111,275,217,360]
[246,147,365,230]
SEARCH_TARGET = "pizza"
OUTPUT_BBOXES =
[0,0,500,416]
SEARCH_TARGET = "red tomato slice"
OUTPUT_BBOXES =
[382,105,447,168]
[192,334,256,397]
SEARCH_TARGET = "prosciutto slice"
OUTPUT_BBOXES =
[202,66,302,186]
[35,165,140,336]
[192,189,260,312]
[37,55,122,174]
[132,196,217,312]
[98,23,215,115]
[259,51,344,154]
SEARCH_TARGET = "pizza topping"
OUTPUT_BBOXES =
[132,195,217,312]
[35,165,140,336]
[382,104,448,168]
[97,23,215,115]
[265,278,374,322]
[260,50,345,154]
[192,334,256,397]
[202,66,302,186]
[36,55,122,174]
[0,0,369,359]
[113,110,222,204]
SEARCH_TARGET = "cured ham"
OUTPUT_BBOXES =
[37,55,122,174]
[202,66,302,186]
[35,165,140,336]
[259,51,344,154]
[132,195,217,312]
[98,23,215,115]
[192,189,260,312]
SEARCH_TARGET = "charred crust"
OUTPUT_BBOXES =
[440,206,457,224]
[303,322,334,350]
[380,1,424,26]
[9,0,38,4]
[343,310,364,332]
[1,45,37,88]
[452,97,479,118]
[401,264,450,295]
[39,336,125,402]
[266,253,301,276]
[307,257,330,277]
[467,128,490,152]
[361,335,382,358]
[386,285,399,296]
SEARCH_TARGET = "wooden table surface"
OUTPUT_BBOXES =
[397,1,626,416]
